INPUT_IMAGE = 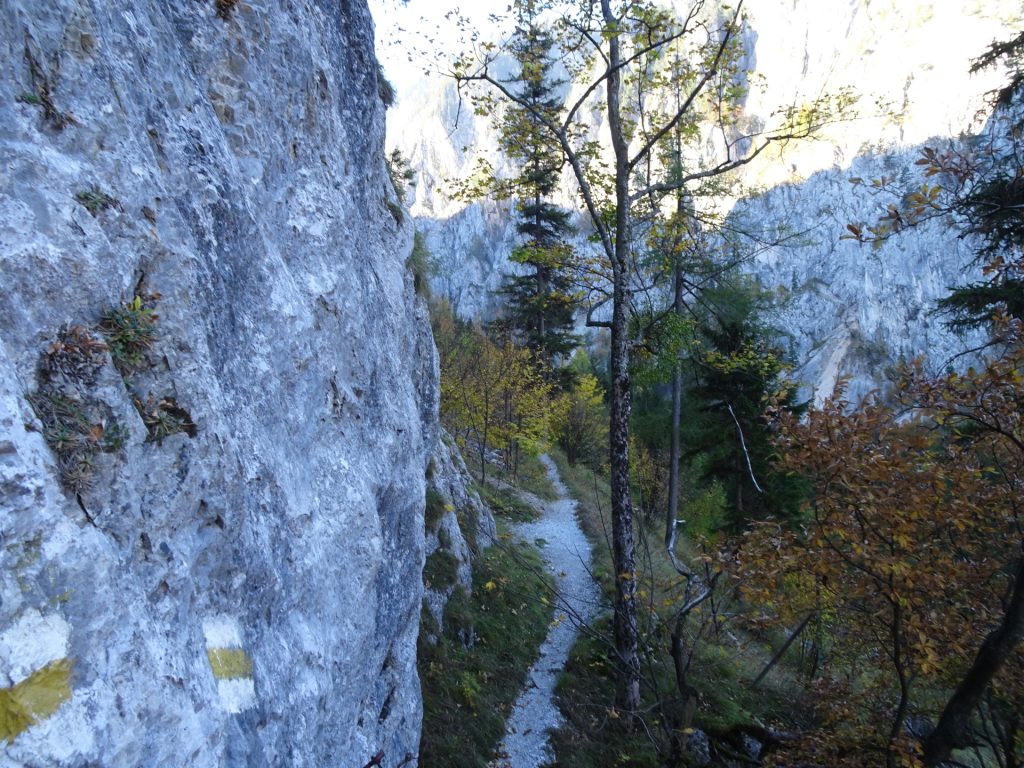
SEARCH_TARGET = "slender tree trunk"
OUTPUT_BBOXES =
[752,611,815,688]
[924,557,1024,765]
[602,0,641,717]
[887,602,911,768]
[665,240,684,549]
[480,392,489,487]
[610,278,640,715]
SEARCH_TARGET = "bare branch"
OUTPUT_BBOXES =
[728,402,764,493]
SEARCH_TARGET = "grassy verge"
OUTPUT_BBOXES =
[419,528,554,768]
[472,476,539,522]
[549,617,661,768]
[514,451,559,501]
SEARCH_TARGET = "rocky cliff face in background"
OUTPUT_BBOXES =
[373,0,1017,397]
[0,1,436,766]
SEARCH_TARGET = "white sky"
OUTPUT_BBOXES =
[369,0,514,89]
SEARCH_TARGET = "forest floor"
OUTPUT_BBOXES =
[492,454,603,768]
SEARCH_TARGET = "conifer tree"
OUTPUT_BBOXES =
[456,0,840,716]
[496,8,579,364]
[683,277,804,529]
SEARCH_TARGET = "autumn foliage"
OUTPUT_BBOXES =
[433,301,561,484]
[736,322,1024,766]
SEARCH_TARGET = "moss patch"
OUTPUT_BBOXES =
[425,488,448,533]
[0,658,73,742]
[473,480,538,523]
[423,550,460,591]
[207,648,253,680]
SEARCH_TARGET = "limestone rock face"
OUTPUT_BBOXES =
[0,1,436,766]
[422,432,496,635]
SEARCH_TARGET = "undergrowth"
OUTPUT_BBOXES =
[512,451,559,501]
[418,530,553,768]
[546,448,807,766]
[550,617,661,768]
[472,478,538,522]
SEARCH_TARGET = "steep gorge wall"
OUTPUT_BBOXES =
[0,1,436,766]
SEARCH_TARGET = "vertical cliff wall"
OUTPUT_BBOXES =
[0,1,436,766]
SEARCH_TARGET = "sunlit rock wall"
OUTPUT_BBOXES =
[0,1,436,765]
[373,0,1015,395]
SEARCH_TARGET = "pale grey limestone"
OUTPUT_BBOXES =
[375,0,1013,397]
[422,432,496,636]
[0,1,436,765]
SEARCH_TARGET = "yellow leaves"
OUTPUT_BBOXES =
[484,580,497,592]
[436,305,559,466]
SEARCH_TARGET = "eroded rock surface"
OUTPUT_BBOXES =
[0,1,435,765]
[422,432,496,637]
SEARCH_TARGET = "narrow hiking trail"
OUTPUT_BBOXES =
[495,454,602,768]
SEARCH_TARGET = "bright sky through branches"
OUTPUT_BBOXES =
[370,0,514,95]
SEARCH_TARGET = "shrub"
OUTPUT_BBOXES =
[377,64,396,107]
[406,231,435,296]
[99,295,157,375]
[133,394,197,443]
[74,187,119,217]
[386,149,415,203]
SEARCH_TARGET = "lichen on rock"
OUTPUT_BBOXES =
[0,1,436,765]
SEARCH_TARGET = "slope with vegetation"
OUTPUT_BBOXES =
[412,4,1024,768]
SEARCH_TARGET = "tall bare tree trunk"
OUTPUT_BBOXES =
[600,0,641,717]
[665,208,685,550]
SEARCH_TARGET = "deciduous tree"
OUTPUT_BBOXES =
[454,0,844,716]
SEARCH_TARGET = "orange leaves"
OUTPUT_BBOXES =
[736,333,1024,755]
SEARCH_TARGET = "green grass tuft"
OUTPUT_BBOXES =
[423,549,460,591]
[99,296,157,375]
[514,452,559,501]
[419,534,553,767]
[425,488,448,533]
[473,479,538,523]
[549,618,661,768]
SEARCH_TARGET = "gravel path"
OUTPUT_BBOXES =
[495,454,602,768]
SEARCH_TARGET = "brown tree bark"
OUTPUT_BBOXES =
[603,0,641,716]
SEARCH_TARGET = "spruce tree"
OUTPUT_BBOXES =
[683,277,805,529]
[496,13,579,365]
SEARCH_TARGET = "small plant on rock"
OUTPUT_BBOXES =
[28,326,127,493]
[378,64,396,108]
[134,394,197,443]
[74,186,119,217]
[99,295,157,375]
